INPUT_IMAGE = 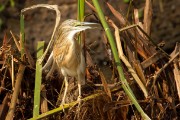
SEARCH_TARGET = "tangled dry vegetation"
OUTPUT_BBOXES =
[0,1,180,120]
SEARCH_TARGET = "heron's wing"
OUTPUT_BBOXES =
[53,41,71,66]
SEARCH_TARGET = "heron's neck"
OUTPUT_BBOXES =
[66,30,80,41]
[55,29,79,47]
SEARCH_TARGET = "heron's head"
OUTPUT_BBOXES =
[59,19,97,39]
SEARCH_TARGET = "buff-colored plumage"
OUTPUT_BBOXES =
[50,19,95,105]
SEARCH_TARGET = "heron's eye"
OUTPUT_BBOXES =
[74,24,79,27]
[74,22,82,27]
[75,25,80,27]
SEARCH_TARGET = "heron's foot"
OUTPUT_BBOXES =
[77,95,82,105]
[75,95,83,117]
[76,95,83,111]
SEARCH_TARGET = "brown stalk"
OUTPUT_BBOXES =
[0,93,10,120]
[40,84,49,113]
[154,52,179,81]
[99,70,112,100]
[5,64,26,120]
[143,0,153,35]
[141,51,165,69]
[172,43,180,100]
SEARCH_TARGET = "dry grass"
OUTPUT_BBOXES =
[0,1,180,120]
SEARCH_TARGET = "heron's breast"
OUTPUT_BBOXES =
[53,42,80,70]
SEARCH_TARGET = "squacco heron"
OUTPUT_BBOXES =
[44,19,97,105]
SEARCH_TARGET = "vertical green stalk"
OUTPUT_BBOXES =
[33,41,44,117]
[20,14,25,59]
[77,0,85,44]
[91,1,150,119]
[77,0,85,21]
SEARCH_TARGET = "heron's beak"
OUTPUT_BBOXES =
[75,21,98,31]
[79,21,98,26]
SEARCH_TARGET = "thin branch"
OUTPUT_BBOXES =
[154,52,179,81]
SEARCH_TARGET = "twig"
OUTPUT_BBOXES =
[99,70,112,100]
[10,31,20,51]
[154,52,179,81]
[172,43,180,100]
[11,55,14,90]
[141,51,165,69]
[136,25,169,58]
[173,63,180,100]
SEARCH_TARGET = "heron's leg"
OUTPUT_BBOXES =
[76,80,82,117]
[77,82,82,102]
[77,76,83,103]
[61,76,68,105]
[77,72,85,103]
